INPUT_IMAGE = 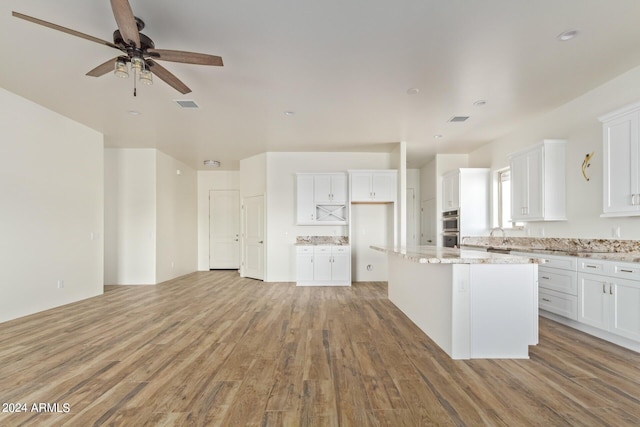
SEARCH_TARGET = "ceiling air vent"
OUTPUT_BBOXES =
[448,116,469,122]
[174,99,199,109]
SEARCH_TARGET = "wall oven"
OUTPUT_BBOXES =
[442,209,459,232]
[442,232,459,248]
[442,209,459,248]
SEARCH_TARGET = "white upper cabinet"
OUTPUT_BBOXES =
[442,171,460,211]
[296,174,316,224]
[599,102,640,217]
[509,140,567,222]
[296,173,348,225]
[314,174,347,204]
[349,170,397,202]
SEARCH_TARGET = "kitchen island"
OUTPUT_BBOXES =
[371,245,542,359]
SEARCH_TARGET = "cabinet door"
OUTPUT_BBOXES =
[372,173,396,202]
[578,273,609,331]
[313,251,333,281]
[510,154,529,221]
[526,148,543,219]
[610,277,640,341]
[442,173,460,210]
[331,253,350,282]
[603,113,640,214]
[350,173,372,201]
[296,254,314,282]
[296,175,315,224]
[314,175,332,203]
[330,174,348,203]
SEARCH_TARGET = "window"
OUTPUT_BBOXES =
[497,168,521,229]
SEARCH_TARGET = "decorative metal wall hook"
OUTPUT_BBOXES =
[582,151,594,181]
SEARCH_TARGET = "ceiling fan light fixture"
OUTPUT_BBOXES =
[139,69,153,85]
[131,56,144,72]
[114,58,129,78]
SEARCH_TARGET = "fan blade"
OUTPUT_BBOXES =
[12,11,120,50]
[86,58,119,77]
[147,49,223,66]
[146,60,191,94]
[110,0,140,48]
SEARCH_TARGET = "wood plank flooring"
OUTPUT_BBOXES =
[1,270,639,426]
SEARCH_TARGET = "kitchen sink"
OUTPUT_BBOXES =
[485,247,511,254]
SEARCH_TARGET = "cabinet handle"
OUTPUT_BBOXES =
[541,276,550,280]
[620,269,634,273]
[610,284,613,295]
[585,264,597,269]
[602,283,606,293]
[542,298,551,302]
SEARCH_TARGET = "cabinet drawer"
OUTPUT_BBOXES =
[578,259,607,275]
[608,261,640,281]
[539,267,577,295]
[332,246,350,254]
[539,289,578,320]
[538,255,577,271]
[296,246,313,254]
[314,246,331,254]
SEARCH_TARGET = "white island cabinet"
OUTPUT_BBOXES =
[372,246,540,359]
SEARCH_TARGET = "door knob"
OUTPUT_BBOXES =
[258,240,264,244]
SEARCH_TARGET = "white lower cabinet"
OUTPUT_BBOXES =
[578,260,640,342]
[512,252,578,320]
[296,245,351,286]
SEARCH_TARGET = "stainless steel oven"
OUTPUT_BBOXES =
[442,209,459,233]
[442,232,459,248]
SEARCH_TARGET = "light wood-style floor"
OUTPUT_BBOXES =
[1,271,639,426]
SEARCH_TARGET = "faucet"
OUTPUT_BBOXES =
[490,227,505,238]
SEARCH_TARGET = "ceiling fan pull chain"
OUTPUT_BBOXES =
[133,67,137,97]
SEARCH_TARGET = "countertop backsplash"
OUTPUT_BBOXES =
[296,236,349,245]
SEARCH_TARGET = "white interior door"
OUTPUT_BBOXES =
[420,198,436,245]
[242,195,265,280]
[209,190,240,269]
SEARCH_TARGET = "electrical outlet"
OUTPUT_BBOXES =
[57,280,64,289]
[612,227,621,238]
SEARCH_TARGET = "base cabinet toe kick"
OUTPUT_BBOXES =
[373,246,540,360]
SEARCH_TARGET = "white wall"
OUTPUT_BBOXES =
[264,152,392,282]
[197,170,240,270]
[104,149,156,285]
[155,151,198,283]
[469,64,640,240]
[0,88,104,323]
[104,148,197,285]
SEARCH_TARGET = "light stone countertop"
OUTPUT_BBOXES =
[370,245,543,265]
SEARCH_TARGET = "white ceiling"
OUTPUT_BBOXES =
[2,0,640,170]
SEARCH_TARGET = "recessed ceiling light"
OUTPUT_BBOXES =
[433,134,443,139]
[557,29,579,41]
[473,100,487,107]
[284,111,295,116]
[406,88,420,95]
[127,110,141,116]
[203,160,221,167]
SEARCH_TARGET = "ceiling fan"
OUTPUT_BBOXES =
[12,0,223,95]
